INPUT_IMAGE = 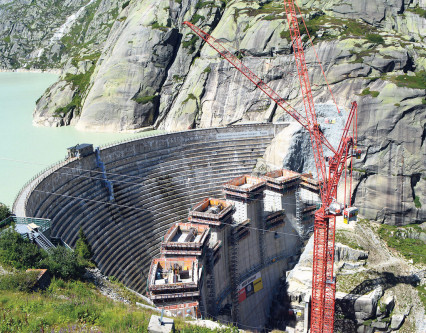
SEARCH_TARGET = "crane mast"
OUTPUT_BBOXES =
[183,1,359,331]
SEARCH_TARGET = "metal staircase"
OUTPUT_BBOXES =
[32,232,55,251]
[50,237,73,250]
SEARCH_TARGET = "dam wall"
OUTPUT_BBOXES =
[20,123,289,293]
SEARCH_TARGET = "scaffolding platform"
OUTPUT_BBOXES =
[223,175,266,200]
[188,198,233,226]
[148,257,200,300]
[300,173,320,193]
[265,210,286,230]
[161,223,210,256]
[263,169,301,192]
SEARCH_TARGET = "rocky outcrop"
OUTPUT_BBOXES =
[76,0,182,131]
[33,79,76,127]
[0,0,125,69]
[3,0,426,224]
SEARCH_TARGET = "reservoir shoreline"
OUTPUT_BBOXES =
[0,72,159,208]
[0,68,62,75]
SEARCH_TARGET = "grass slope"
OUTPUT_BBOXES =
[0,277,237,333]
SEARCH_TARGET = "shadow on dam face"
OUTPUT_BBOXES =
[19,124,320,329]
[21,124,288,290]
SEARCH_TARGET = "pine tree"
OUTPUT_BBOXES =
[75,227,92,263]
[0,202,10,222]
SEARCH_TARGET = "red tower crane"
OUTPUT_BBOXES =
[184,1,360,331]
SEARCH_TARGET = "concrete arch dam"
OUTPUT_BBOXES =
[16,123,289,293]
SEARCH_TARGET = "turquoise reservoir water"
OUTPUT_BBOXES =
[0,72,159,208]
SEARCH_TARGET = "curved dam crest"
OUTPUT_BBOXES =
[17,124,289,293]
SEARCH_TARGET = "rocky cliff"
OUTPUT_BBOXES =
[1,0,425,224]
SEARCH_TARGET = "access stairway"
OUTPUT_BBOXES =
[31,231,55,251]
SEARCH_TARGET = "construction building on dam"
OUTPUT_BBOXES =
[147,169,320,328]
[11,124,327,330]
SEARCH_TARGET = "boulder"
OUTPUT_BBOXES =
[390,314,405,330]
[379,295,395,318]
[371,320,389,330]
[335,243,369,262]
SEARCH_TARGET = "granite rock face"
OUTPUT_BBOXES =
[0,0,125,69]
[3,0,426,224]
[76,0,182,131]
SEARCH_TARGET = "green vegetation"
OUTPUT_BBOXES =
[233,0,284,21]
[363,319,374,326]
[336,270,379,293]
[0,229,45,270]
[0,229,86,279]
[3,36,10,43]
[350,49,376,64]
[75,227,92,265]
[56,55,99,116]
[407,5,426,19]
[377,224,426,265]
[422,98,426,105]
[390,71,426,89]
[366,33,385,44]
[0,277,238,332]
[361,88,380,97]
[173,74,184,82]
[0,279,150,332]
[41,247,85,280]
[0,271,39,293]
[203,66,211,74]
[335,230,364,251]
[305,14,384,43]
[343,19,373,37]
[190,14,205,25]
[280,29,290,40]
[263,14,279,20]
[132,94,156,105]
[195,1,215,10]
[0,228,238,331]
[417,284,426,308]
[151,21,168,31]
[414,196,422,208]
[298,18,321,39]
[182,93,197,104]
[278,13,382,44]
[182,34,198,54]
[0,202,10,222]
[60,0,103,57]
[122,0,130,9]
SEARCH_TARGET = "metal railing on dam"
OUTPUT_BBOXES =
[13,123,289,293]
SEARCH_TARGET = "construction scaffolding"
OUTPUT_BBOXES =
[161,222,210,256]
[148,257,199,295]
[223,175,266,200]
[189,198,234,226]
